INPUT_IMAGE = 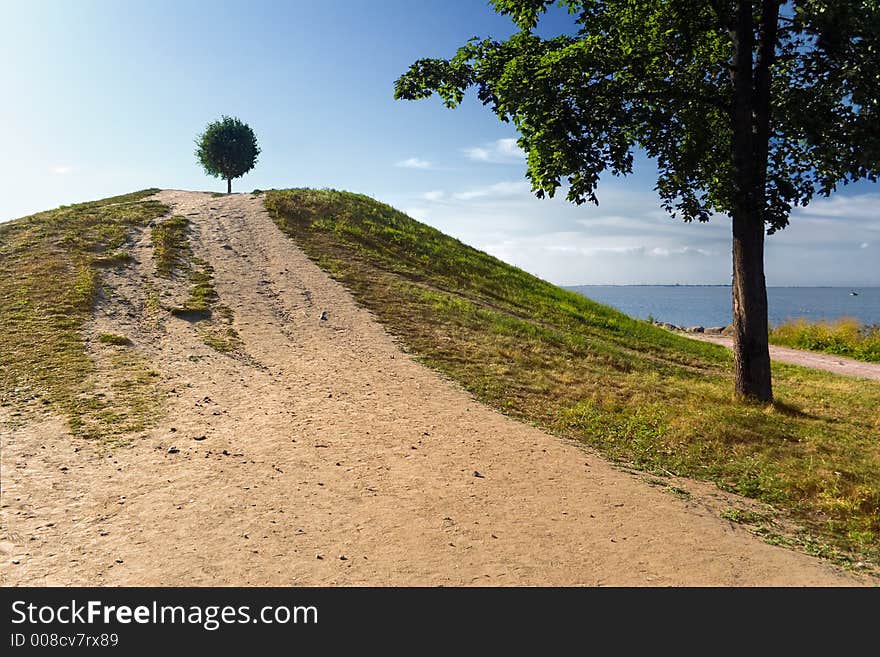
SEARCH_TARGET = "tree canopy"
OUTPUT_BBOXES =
[195,116,260,193]
[395,1,879,231]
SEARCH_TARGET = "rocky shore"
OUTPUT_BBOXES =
[650,320,733,335]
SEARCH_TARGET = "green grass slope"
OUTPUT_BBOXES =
[0,190,168,441]
[266,188,880,567]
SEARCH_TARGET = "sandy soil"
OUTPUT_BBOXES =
[0,191,870,586]
[688,333,880,381]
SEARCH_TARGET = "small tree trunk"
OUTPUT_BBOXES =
[227,178,232,194]
[731,210,773,401]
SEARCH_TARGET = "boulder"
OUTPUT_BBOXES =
[705,326,726,335]
[686,326,705,333]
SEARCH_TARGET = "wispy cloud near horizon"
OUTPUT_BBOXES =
[452,180,531,201]
[392,183,879,286]
[797,193,880,219]
[395,157,431,170]
[463,138,525,164]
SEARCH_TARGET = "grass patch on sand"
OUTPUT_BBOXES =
[151,216,217,319]
[200,324,241,353]
[150,216,240,353]
[151,214,190,276]
[93,249,133,267]
[0,190,167,440]
[266,188,880,569]
[721,508,771,525]
[167,258,218,320]
[68,353,164,444]
[182,258,219,315]
[199,304,243,354]
[770,317,880,363]
[97,332,133,346]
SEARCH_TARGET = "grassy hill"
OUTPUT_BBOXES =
[2,188,877,569]
[265,188,880,567]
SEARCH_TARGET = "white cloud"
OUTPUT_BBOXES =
[585,246,647,257]
[388,178,879,286]
[576,215,635,227]
[467,228,736,285]
[464,147,490,161]
[453,180,531,201]
[51,166,72,175]
[543,243,714,258]
[396,157,431,169]
[797,194,880,219]
[649,246,717,257]
[496,138,523,158]
[463,138,525,163]
[423,190,444,201]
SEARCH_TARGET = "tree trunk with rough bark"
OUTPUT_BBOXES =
[227,177,232,194]
[728,0,776,402]
[731,209,773,401]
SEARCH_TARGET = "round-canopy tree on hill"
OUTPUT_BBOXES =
[394,0,880,402]
[195,116,260,194]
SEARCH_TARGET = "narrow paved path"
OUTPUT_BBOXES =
[1,191,867,586]
[690,333,880,381]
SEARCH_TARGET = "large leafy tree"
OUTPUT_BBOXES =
[195,116,261,194]
[395,0,879,401]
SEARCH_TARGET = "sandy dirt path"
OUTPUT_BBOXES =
[1,191,869,586]
[689,333,880,381]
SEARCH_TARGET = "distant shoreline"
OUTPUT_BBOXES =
[567,285,880,327]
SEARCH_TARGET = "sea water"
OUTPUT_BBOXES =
[568,286,880,328]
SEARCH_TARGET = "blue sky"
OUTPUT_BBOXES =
[1,0,877,286]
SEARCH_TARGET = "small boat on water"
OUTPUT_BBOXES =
[850,290,859,296]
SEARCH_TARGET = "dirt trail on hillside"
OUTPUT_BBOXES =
[688,333,880,381]
[1,191,870,586]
